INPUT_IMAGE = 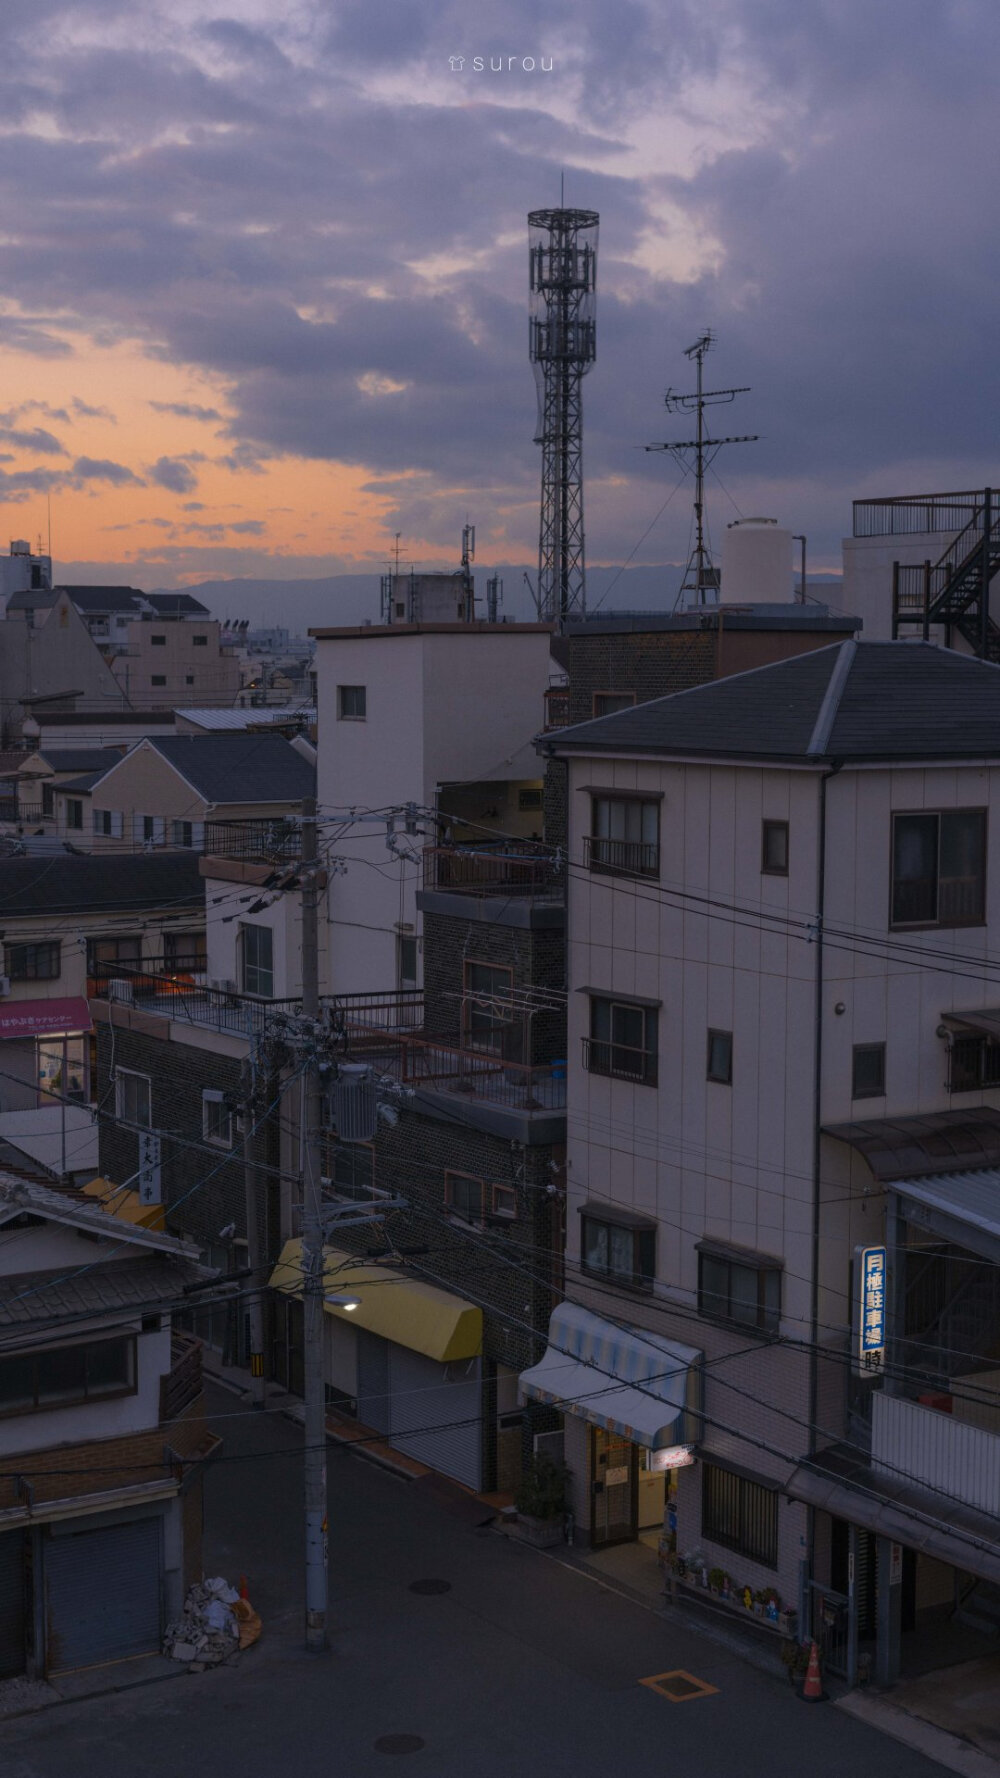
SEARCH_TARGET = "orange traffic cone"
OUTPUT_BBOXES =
[239,1574,249,1601]
[801,1640,824,1702]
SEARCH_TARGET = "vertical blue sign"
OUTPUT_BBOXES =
[859,1245,886,1373]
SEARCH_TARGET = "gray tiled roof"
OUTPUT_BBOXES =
[0,1254,205,1327]
[0,850,202,915]
[147,734,315,804]
[36,748,125,775]
[543,640,1000,765]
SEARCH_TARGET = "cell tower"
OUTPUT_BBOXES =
[528,207,599,624]
[645,332,757,608]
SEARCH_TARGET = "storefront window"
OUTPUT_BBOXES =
[37,1034,88,1105]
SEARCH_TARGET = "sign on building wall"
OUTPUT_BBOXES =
[858,1245,886,1375]
[138,1131,162,1205]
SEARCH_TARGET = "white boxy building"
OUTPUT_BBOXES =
[532,639,1000,1682]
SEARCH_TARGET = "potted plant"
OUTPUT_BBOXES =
[512,1452,569,1548]
[778,1606,797,1638]
[781,1638,810,1691]
[708,1567,725,1596]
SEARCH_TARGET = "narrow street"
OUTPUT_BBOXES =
[0,1388,942,1778]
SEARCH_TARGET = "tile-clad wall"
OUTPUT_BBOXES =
[566,629,717,726]
[421,911,566,1063]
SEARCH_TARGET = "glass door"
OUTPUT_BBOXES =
[590,1426,637,1547]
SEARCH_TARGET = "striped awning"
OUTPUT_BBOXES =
[519,1302,702,1450]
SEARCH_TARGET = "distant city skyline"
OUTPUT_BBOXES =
[0,0,996,589]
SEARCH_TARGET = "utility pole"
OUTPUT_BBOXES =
[299,793,328,1652]
[241,1066,267,1410]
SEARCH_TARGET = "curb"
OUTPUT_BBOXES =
[837,1690,1000,1778]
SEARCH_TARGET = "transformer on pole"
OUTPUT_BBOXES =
[528,207,598,624]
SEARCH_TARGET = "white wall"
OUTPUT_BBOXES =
[0,1323,170,1457]
[837,532,965,643]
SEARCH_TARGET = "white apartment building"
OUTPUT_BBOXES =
[532,638,1000,1685]
[310,621,556,995]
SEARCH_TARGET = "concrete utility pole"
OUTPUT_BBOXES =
[241,1076,267,1411]
[300,794,329,1652]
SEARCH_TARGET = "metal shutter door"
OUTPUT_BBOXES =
[356,1329,390,1435]
[0,1532,25,1679]
[44,1517,162,1674]
[389,1347,482,1490]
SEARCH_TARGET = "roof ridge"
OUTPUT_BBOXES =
[806,637,857,755]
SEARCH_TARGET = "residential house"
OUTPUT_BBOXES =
[0,1175,216,1681]
[53,733,315,853]
[15,748,127,828]
[535,639,1000,1685]
[0,852,203,1180]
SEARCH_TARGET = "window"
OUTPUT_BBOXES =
[707,1029,733,1084]
[338,685,367,720]
[192,634,208,646]
[38,1036,87,1106]
[151,675,167,687]
[702,1463,778,1567]
[397,934,418,991]
[950,1035,1000,1092]
[585,995,658,1085]
[172,820,194,848]
[151,634,166,646]
[761,819,789,876]
[93,809,122,837]
[185,675,195,686]
[518,787,543,811]
[587,796,659,877]
[41,783,54,817]
[6,941,60,981]
[592,691,637,717]
[202,1090,233,1147]
[0,1336,135,1417]
[115,1068,151,1128]
[238,923,274,997]
[852,1041,886,1100]
[581,1212,655,1291]
[463,960,515,1052]
[87,935,141,974]
[891,809,986,927]
[491,1183,518,1220]
[164,930,206,971]
[445,1171,485,1224]
[326,1143,375,1201]
[698,1247,781,1333]
[66,799,83,831]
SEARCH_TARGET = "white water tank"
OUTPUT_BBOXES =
[720,518,794,604]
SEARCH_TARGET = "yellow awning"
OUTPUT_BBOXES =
[82,1176,166,1232]
[268,1240,482,1363]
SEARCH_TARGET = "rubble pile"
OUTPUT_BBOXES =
[164,1577,241,1668]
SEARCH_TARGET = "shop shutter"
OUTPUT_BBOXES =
[356,1330,390,1434]
[388,1347,482,1490]
[0,1531,25,1679]
[44,1516,162,1674]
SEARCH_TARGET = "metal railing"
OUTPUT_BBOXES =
[582,1035,658,1086]
[89,958,299,1037]
[160,1331,203,1422]
[329,1018,565,1112]
[543,686,571,730]
[583,834,659,878]
[331,990,425,1035]
[423,843,562,899]
[853,491,984,538]
[203,817,302,865]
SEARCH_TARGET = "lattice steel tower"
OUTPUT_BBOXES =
[529,207,598,623]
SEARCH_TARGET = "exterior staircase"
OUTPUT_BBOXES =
[892,489,1000,660]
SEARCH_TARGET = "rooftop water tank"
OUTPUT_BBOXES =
[720,519,794,604]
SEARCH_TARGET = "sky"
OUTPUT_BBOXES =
[0,0,997,594]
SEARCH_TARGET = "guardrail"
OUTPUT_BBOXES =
[423,843,562,898]
[853,491,983,538]
[202,818,302,865]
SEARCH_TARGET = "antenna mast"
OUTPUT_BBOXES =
[645,332,757,608]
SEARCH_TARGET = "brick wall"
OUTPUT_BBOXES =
[421,912,566,1064]
[566,628,717,725]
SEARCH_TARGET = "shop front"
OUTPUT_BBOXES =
[519,1302,702,1552]
[0,996,95,1176]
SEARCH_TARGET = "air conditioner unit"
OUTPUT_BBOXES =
[209,977,237,992]
[107,978,134,1005]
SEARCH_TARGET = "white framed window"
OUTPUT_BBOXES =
[491,1183,517,1220]
[337,685,366,720]
[238,922,274,997]
[202,1090,233,1148]
[115,1068,151,1129]
[93,809,123,838]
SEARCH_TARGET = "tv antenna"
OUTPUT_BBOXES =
[645,332,757,608]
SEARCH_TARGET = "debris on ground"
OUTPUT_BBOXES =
[163,1576,257,1666]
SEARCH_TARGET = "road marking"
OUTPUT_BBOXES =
[640,1668,719,1701]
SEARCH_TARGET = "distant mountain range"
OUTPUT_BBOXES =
[154,564,842,630]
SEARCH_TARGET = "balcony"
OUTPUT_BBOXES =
[583,834,659,878]
[423,842,562,900]
[202,817,302,866]
[331,997,565,1113]
[89,957,299,1038]
[582,1035,658,1087]
[872,1390,1000,1518]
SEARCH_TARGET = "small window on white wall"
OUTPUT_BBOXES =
[202,1090,233,1147]
[337,685,366,720]
[115,1069,151,1128]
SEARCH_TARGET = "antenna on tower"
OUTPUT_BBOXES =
[529,205,599,624]
[645,332,758,609]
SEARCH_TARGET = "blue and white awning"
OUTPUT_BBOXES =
[519,1302,702,1450]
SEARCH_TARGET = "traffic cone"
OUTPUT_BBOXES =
[801,1640,824,1702]
[239,1574,249,1601]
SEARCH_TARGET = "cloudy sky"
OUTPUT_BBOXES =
[0,0,996,591]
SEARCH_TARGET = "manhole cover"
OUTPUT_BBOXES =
[374,1735,425,1755]
[408,1578,451,1595]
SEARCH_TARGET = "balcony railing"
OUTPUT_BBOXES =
[160,1330,203,1423]
[872,1390,1000,1518]
[203,817,302,865]
[423,843,562,899]
[327,1015,565,1113]
[582,1035,658,1086]
[583,834,659,878]
[89,958,299,1037]
[853,491,984,539]
[543,686,571,730]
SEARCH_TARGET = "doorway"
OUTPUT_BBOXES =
[590,1426,637,1548]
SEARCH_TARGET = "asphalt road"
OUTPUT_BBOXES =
[0,1388,939,1778]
